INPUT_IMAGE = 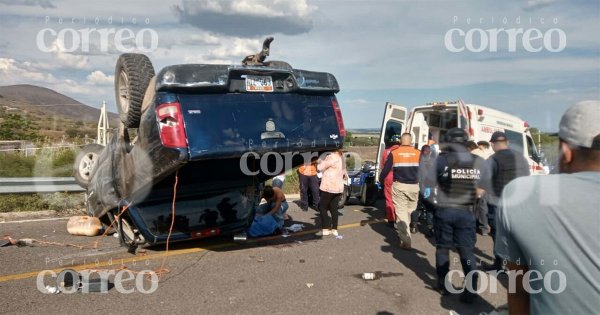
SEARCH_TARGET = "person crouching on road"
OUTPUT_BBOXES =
[256,185,289,229]
[431,128,490,303]
[317,150,347,237]
[379,133,421,249]
[380,134,401,228]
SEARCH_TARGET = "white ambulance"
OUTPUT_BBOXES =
[375,100,547,178]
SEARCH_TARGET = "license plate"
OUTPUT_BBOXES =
[245,75,273,92]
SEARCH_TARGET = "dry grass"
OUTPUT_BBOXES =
[344,145,378,162]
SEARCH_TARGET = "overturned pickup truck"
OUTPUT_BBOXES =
[73,42,345,247]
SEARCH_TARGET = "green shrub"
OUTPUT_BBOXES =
[0,148,75,177]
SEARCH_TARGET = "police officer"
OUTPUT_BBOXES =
[482,131,530,271]
[432,128,489,303]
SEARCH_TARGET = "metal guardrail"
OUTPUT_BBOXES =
[0,177,85,194]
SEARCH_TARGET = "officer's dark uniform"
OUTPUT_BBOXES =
[484,131,530,270]
[431,128,489,303]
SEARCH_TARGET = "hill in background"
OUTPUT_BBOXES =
[0,85,119,141]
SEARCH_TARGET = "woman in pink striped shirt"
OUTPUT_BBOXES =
[317,150,347,236]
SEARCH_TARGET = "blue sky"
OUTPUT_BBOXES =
[0,0,598,132]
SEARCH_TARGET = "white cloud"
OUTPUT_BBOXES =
[86,70,114,85]
[0,0,55,9]
[172,0,316,36]
[524,0,558,11]
[48,39,89,69]
[0,58,56,83]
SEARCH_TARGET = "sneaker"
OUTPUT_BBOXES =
[399,243,412,250]
[317,229,331,236]
[331,229,338,236]
[409,224,417,234]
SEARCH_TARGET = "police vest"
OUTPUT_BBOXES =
[490,149,529,198]
[437,152,481,208]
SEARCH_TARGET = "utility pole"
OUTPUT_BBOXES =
[97,101,109,146]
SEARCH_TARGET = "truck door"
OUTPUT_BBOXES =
[375,102,407,180]
[410,111,429,151]
[458,99,472,136]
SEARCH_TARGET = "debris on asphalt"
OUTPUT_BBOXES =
[361,271,382,280]
[306,283,314,288]
[45,285,60,294]
[299,259,306,263]
[284,224,304,233]
[66,216,102,236]
[1,236,17,246]
[257,257,265,263]
[335,235,343,240]
[16,238,34,247]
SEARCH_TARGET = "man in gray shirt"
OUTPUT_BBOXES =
[495,101,600,314]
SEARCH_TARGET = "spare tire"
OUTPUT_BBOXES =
[73,143,104,188]
[114,53,155,128]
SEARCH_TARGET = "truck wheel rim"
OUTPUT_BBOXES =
[78,152,98,180]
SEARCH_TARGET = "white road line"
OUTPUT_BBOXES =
[0,217,69,224]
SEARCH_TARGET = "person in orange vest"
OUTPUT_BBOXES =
[379,133,421,249]
[297,159,319,211]
[380,134,401,228]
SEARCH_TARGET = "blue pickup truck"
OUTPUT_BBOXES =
[74,50,345,247]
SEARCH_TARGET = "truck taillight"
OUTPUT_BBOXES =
[156,102,187,148]
[331,98,346,137]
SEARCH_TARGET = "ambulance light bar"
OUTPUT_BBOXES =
[426,101,458,106]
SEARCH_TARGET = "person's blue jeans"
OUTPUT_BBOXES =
[434,207,478,290]
[487,203,503,267]
[256,200,289,228]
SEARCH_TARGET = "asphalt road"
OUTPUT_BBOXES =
[0,198,507,315]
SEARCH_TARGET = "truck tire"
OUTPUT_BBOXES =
[114,53,155,128]
[73,144,104,188]
[360,182,377,206]
[338,186,348,209]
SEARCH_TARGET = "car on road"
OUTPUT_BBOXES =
[73,48,346,247]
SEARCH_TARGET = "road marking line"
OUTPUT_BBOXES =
[0,217,69,224]
[0,219,384,283]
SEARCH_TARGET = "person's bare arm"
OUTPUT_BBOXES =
[268,189,284,215]
[506,261,530,315]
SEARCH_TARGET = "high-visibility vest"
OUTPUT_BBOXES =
[390,145,420,184]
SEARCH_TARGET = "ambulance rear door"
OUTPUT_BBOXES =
[375,102,407,180]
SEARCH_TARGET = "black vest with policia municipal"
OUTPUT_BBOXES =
[436,151,483,210]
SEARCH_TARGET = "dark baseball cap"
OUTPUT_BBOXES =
[559,101,600,149]
[490,131,507,143]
